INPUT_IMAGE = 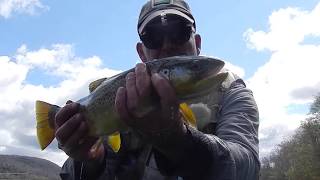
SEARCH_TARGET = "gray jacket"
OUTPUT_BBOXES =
[60,76,260,180]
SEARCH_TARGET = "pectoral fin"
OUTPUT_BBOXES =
[179,103,197,128]
[108,132,121,153]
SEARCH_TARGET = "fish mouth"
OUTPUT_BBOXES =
[175,56,227,101]
[179,72,229,102]
[197,58,225,82]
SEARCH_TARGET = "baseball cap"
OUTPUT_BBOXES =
[137,0,196,35]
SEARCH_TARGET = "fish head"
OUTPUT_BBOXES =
[157,56,227,100]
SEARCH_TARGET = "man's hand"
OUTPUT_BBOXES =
[115,63,186,143]
[55,101,104,163]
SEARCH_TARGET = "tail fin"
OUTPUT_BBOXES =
[35,100,60,150]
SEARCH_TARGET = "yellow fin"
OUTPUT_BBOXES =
[179,103,197,128]
[108,132,121,153]
[36,101,59,150]
[89,78,107,93]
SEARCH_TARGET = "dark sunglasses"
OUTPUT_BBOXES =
[139,17,195,49]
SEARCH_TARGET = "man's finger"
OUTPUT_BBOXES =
[115,87,133,126]
[55,113,84,145]
[61,121,89,154]
[151,73,177,106]
[126,72,139,112]
[55,102,80,127]
[135,63,151,96]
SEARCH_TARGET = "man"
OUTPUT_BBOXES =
[58,0,260,179]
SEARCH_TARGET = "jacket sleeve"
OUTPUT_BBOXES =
[60,157,78,180]
[154,80,260,180]
[59,143,119,180]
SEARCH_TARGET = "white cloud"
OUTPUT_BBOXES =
[0,0,48,18]
[0,44,121,166]
[201,54,245,78]
[244,2,320,157]
[224,61,245,78]
[244,4,320,52]
[0,146,6,151]
[0,130,14,144]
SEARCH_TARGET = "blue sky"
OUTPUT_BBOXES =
[1,0,318,76]
[1,0,320,166]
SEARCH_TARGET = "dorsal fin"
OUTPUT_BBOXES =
[89,78,107,93]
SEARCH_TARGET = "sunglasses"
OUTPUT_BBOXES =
[139,17,195,49]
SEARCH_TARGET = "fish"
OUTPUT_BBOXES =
[35,55,228,151]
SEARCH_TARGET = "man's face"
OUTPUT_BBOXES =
[139,16,199,61]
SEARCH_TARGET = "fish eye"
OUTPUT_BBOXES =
[160,69,170,78]
[162,69,169,75]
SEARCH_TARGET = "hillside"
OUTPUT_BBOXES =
[0,155,61,180]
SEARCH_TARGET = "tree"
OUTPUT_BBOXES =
[310,93,320,114]
[260,93,320,180]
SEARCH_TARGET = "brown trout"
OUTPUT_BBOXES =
[36,56,227,150]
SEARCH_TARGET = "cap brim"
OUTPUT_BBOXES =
[138,9,194,35]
